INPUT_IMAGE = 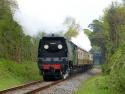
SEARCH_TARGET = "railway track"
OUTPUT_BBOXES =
[0,73,78,94]
[25,80,63,94]
[0,69,91,94]
[0,80,63,94]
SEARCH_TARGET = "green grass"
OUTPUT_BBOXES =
[75,75,111,94]
[0,59,41,90]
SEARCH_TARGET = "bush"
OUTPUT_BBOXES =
[107,46,125,94]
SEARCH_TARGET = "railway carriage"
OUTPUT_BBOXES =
[37,34,93,81]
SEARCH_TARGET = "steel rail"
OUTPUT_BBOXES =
[0,68,90,94]
[25,80,63,94]
[0,80,42,94]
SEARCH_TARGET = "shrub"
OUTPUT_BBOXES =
[107,46,125,94]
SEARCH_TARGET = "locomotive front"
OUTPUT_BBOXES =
[38,34,69,80]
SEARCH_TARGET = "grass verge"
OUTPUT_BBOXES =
[75,75,111,94]
[0,59,41,90]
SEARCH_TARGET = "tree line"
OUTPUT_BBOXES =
[0,0,79,62]
[85,1,125,94]
[0,0,40,62]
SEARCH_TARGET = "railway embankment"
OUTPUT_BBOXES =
[0,59,41,90]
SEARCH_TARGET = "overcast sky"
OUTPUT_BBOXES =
[14,0,122,51]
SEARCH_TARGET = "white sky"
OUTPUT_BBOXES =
[14,0,122,51]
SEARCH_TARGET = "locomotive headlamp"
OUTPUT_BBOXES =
[58,44,63,49]
[44,44,49,49]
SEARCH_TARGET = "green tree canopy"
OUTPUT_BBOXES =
[64,17,79,40]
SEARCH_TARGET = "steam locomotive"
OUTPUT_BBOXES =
[37,34,93,81]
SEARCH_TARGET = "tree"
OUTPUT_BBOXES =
[64,17,80,40]
[0,0,38,62]
[83,29,92,37]
[105,2,125,49]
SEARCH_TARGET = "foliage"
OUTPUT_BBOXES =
[64,17,79,40]
[107,46,125,94]
[0,0,44,62]
[83,29,92,37]
[102,47,122,74]
[87,1,125,94]
[0,59,41,90]
[104,3,125,49]
[88,19,110,63]
[88,2,125,62]
[89,20,104,32]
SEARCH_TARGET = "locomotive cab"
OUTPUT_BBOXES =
[38,34,69,80]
